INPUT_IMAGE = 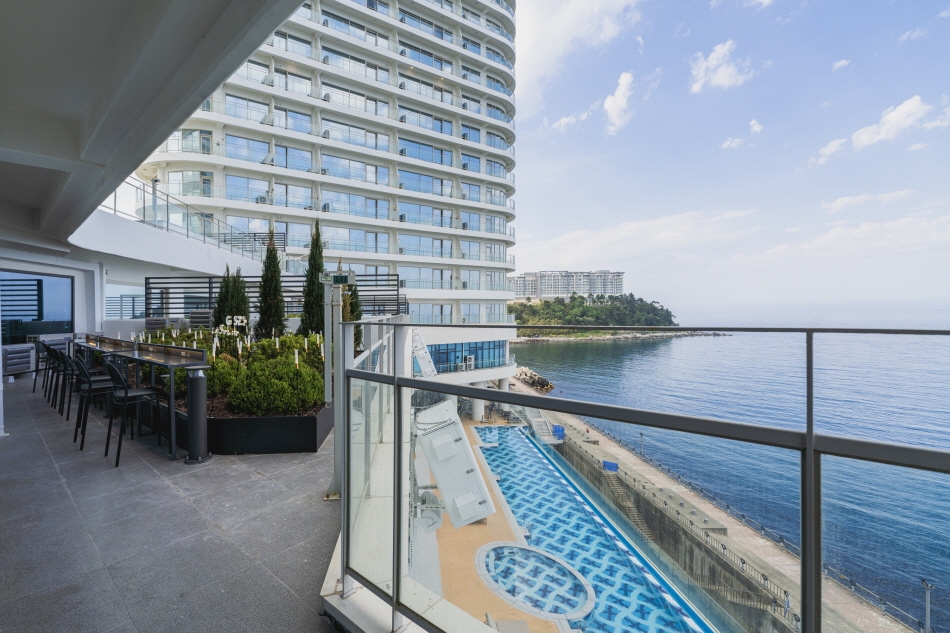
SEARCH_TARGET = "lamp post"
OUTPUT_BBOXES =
[640,432,644,456]
[921,579,934,633]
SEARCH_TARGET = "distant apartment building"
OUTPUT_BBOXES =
[510,270,624,300]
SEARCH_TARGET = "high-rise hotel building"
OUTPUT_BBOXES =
[135,0,517,385]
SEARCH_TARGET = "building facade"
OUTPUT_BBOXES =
[510,270,624,300]
[135,0,517,387]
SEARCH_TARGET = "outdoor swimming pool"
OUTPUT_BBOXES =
[476,425,716,633]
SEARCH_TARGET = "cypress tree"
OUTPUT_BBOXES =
[298,220,324,335]
[346,283,363,350]
[213,265,232,328]
[254,230,286,339]
[231,267,250,324]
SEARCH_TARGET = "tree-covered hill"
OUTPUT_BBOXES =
[508,293,677,331]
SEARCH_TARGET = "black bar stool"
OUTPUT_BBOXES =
[104,362,165,467]
[73,356,114,450]
[33,341,49,393]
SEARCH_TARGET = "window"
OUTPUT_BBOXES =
[398,106,452,135]
[484,214,505,233]
[399,138,453,166]
[397,202,451,226]
[485,270,505,289]
[285,221,313,247]
[460,211,480,230]
[226,175,269,203]
[0,270,73,345]
[486,47,510,68]
[163,129,211,153]
[322,83,388,116]
[484,242,505,261]
[487,103,508,123]
[225,135,269,163]
[323,227,389,252]
[398,234,451,257]
[274,107,312,133]
[399,41,452,72]
[460,240,480,259]
[462,124,481,143]
[322,119,388,151]
[461,65,480,80]
[485,304,506,322]
[168,171,213,197]
[398,267,452,289]
[462,37,482,55]
[410,303,453,324]
[462,7,481,25]
[273,183,312,208]
[295,3,312,20]
[486,131,507,149]
[487,75,508,94]
[486,187,506,206]
[399,75,452,105]
[274,69,312,95]
[275,145,312,171]
[226,94,269,123]
[461,303,480,322]
[399,10,452,42]
[461,183,480,201]
[398,170,451,196]
[461,154,481,173]
[322,190,389,219]
[234,60,269,83]
[227,216,270,233]
[461,95,481,113]
[348,263,390,275]
[320,11,390,48]
[322,155,389,184]
[460,269,480,289]
[425,340,509,372]
[486,159,505,178]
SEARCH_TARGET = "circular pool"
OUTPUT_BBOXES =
[475,542,596,621]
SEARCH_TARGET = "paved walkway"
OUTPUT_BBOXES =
[0,376,339,633]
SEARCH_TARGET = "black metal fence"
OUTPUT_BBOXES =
[144,273,404,319]
[105,296,145,320]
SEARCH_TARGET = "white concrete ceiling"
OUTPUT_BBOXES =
[0,0,301,249]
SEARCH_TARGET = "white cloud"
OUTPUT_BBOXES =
[604,72,635,134]
[852,96,932,149]
[637,36,645,55]
[516,0,642,117]
[832,59,851,71]
[898,28,927,43]
[545,102,600,132]
[642,68,662,101]
[822,189,916,213]
[923,107,950,130]
[749,119,763,134]
[747,0,774,6]
[940,7,950,18]
[810,138,847,165]
[689,40,755,93]
[721,137,744,149]
[909,142,932,151]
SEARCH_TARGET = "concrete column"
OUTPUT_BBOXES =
[497,378,509,411]
[471,381,487,421]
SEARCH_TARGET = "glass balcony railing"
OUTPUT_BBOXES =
[337,324,950,633]
[322,239,390,253]
[399,279,454,290]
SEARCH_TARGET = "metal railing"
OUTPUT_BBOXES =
[96,177,270,262]
[338,324,950,633]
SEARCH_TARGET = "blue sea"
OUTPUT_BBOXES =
[511,308,950,631]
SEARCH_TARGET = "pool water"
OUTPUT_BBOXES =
[476,425,715,633]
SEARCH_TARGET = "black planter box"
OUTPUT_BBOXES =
[134,404,331,455]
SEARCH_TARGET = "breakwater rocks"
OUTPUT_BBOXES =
[511,331,730,344]
[515,366,555,393]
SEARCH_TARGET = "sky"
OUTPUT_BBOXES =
[511,0,950,315]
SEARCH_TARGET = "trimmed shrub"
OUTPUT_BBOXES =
[228,354,324,416]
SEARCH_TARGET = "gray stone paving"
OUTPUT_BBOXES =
[0,376,340,633]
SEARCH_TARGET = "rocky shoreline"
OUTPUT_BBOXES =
[510,330,730,344]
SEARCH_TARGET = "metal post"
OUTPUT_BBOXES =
[922,579,934,633]
[802,331,822,632]
[327,285,346,498]
[0,286,6,438]
[185,365,211,463]
[392,325,408,632]
[323,283,332,400]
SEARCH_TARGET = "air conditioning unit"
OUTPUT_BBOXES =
[399,15,406,22]
[466,356,475,371]
[398,183,405,189]
[399,213,407,222]
[322,19,329,26]
[399,279,407,287]
[322,55,330,64]
[399,114,407,122]
[462,221,468,230]
[255,195,268,204]
[399,49,407,56]
[321,203,331,211]
[462,163,469,170]
[462,102,469,109]
[461,132,469,140]
[322,129,330,138]
[462,281,468,289]
[398,247,406,254]
[461,251,468,259]
[461,316,468,323]
[399,148,407,155]
[462,73,469,80]
[462,42,470,50]
[399,82,406,89]
[320,168,328,175]
[322,93,330,101]
[262,113,274,125]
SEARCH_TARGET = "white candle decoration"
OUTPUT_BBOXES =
[275,338,279,351]
[304,338,308,351]
[295,349,299,369]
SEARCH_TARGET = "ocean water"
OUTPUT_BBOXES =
[512,312,950,630]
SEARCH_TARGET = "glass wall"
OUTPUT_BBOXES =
[0,270,73,344]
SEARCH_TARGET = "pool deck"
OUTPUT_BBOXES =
[432,416,559,633]
[509,377,908,633]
